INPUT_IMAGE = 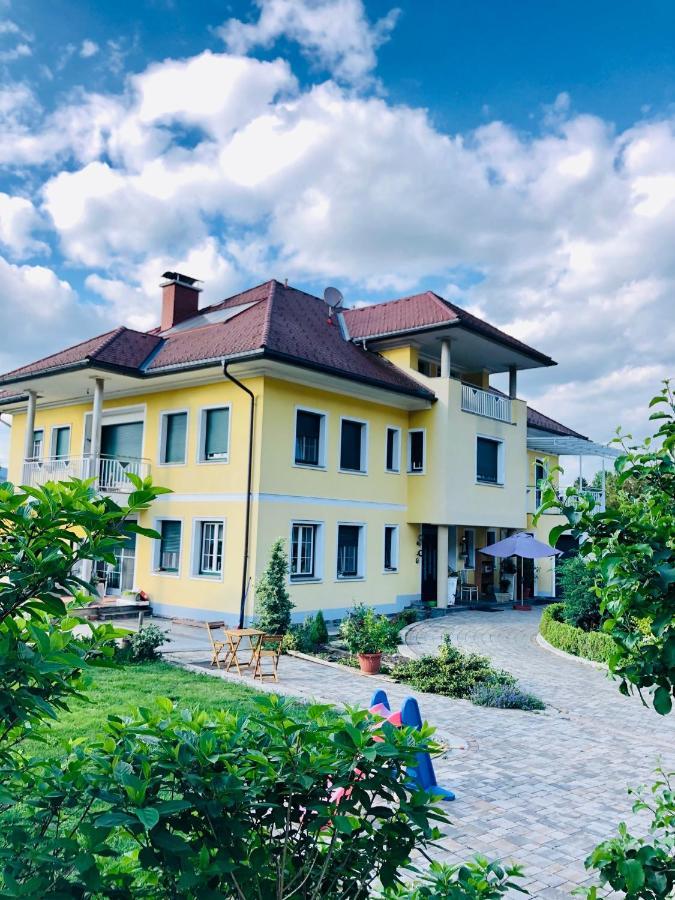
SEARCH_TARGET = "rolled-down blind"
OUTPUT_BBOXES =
[477,437,499,483]
[160,520,181,571]
[54,427,70,459]
[204,408,229,459]
[164,412,187,463]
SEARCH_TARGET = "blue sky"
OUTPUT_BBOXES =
[0,0,674,466]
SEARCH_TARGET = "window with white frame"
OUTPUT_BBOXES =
[385,427,400,472]
[294,410,325,467]
[156,520,182,573]
[340,419,367,472]
[408,429,425,473]
[290,522,321,579]
[31,428,44,459]
[197,521,224,576]
[160,411,188,465]
[384,525,399,572]
[534,459,547,507]
[337,524,364,579]
[199,407,230,462]
[51,426,71,459]
[476,436,504,485]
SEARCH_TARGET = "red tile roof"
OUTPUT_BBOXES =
[527,406,587,439]
[344,290,554,364]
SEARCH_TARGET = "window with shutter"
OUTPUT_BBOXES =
[162,412,187,464]
[295,411,323,466]
[408,430,425,472]
[337,524,362,578]
[158,520,182,572]
[53,426,70,459]
[340,420,365,472]
[477,437,501,484]
[386,428,400,472]
[202,407,230,461]
[100,422,143,459]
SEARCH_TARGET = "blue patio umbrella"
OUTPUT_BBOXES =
[480,532,561,605]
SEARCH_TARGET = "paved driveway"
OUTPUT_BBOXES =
[405,608,675,897]
[152,610,675,897]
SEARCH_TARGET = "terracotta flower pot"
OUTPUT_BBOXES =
[358,652,383,675]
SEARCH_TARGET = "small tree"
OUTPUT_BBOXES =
[558,555,602,631]
[255,538,294,634]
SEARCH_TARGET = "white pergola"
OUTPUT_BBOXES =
[527,435,621,492]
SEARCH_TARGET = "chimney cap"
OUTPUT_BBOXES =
[160,271,203,290]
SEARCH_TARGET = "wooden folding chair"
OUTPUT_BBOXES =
[206,621,227,668]
[253,634,283,681]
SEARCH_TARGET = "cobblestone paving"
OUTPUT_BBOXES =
[158,610,675,898]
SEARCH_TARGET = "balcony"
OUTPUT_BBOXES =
[527,485,605,515]
[461,384,512,423]
[22,455,151,494]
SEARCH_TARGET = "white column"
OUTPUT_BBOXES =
[509,366,518,399]
[89,377,104,480]
[437,525,449,608]
[440,340,452,379]
[23,390,37,464]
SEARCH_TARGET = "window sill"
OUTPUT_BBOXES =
[190,573,223,582]
[290,577,323,584]
[336,576,365,582]
[385,468,401,474]
[152,570,180,578]
[157,461,187,468]
[293,462,326,471]
[383,568,399,574]
[198,458,230,465]
[338,468,368,476]
[476,480,504,488]
[408,470,426,476]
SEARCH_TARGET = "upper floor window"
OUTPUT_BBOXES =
[290,522,321,580]
[340,418,367,473]
[295,410,325,467]
[408,429,425,473]
[197,520,224,576]
[384,525,399,572]
[477,436,504,485]
[418,359,440,377]
[199,407,230,462]
[51,426,70,459]
[156,520,182,573]
[32,428,43,460]
[534,459,547,507]
[160,411,188,465]
[385,427,400,473]
[337,523,364,579]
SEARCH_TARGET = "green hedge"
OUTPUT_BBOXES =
[539,603,616,664]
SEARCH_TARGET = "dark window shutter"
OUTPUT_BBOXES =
[477,437,499,483]
[159,520,181,571]
[204,408,229,459]
[101,422,143,459]
[295,411,322,465]
[54,427,70,459]
[340,420,363,471]
[164,412,187,463]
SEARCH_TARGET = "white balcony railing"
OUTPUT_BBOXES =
[461,384,512,423]
[22,455,150,494]
[527,485,605,515]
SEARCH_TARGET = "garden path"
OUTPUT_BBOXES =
[147,610,675,898]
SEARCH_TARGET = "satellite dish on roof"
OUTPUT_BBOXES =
[324,286,344,309]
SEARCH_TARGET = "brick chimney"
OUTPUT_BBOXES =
[160,271,202,330]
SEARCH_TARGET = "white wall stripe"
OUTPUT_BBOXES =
[152,492,407,511]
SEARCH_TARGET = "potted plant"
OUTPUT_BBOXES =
[340,604,398,674]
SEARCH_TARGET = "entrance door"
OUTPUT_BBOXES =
[420,525,438,603]
[95,531,137,596]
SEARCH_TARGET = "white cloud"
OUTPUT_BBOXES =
[0,193,46,257]
[80,39,99,58]
[219,0,400,86]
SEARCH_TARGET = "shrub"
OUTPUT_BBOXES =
[392,635,515,699]
[0,695,450,897]
[129,624,168,661]
[340,604,399,655]
[392,607,419,633]
[312,608,329,644]
[255,538,294,635]
[380,856,528,898]
[287,611,330,653]
[540,603,616,664]
[557,555,601,630]
[470,680,545,711]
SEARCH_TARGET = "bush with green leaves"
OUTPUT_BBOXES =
[129,624,168,661]
[537,381,674,715]
[340,603,399,655]
[0,695,450,898]
[581,769,674,899]
[391,634,516,700]
[288,609,330,653]
[380,857,527,898]
[255,537,294,635]
[0,475,167,765]
[469,681,545,711]
[557,554,602,630]
[540,603,616,664]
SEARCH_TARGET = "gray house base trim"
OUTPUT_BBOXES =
[150,594,421,627]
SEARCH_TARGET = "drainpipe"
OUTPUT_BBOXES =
[223,361,255,629]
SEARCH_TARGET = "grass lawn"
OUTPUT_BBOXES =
[25,661,265,757]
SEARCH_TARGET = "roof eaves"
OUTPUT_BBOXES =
[351,320,461,342]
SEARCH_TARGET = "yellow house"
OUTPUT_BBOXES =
[0,274,615,624]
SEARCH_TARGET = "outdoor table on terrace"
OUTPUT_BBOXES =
[222,627,265,675]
